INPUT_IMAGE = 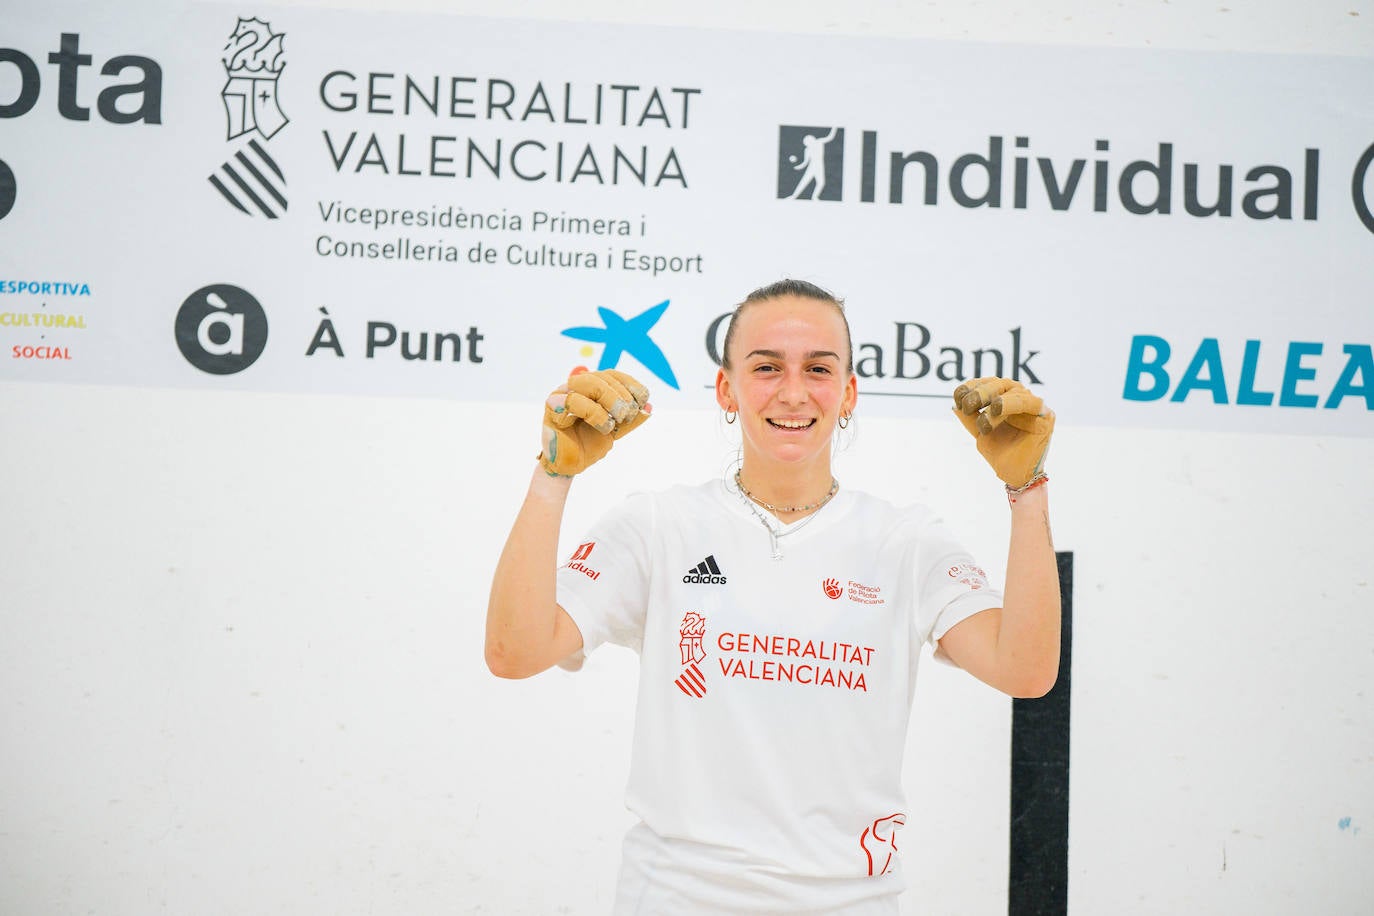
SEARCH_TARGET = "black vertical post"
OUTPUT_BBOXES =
[1008,550,1073,916]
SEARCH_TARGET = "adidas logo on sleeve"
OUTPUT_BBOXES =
[683,554,727,585]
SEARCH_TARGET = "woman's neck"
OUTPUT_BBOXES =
[736,455,837,521]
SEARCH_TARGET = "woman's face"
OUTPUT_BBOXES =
[715,294,857,471]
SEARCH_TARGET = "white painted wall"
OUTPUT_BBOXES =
[2,1,1371,914]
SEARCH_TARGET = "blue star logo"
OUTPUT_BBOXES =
[561,299,680,390]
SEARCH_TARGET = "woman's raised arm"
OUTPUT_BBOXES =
[484,369,651,678]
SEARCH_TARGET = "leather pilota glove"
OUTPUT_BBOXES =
[539,368,651,477]
[952,377,1054,489]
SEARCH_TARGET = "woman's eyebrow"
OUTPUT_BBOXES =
[745,348,840,360]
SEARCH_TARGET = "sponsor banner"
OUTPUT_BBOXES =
[1,3,1370,435]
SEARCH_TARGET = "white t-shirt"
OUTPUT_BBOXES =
[556,479,1001,914]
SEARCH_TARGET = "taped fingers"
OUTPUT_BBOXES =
[569,370,640,424]
[977,398,1052,434]
[989,387,1044,419]
[603,369,650,410]
[612,401,652,440]
[952,377,996,405]
[564,391,616,434]
[957,377,1018,414]
[603,369,651,440]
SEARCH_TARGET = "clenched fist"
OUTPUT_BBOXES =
[539,368,651,477]
[952,377,1054,489]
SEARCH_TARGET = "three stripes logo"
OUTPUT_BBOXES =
[210,139,287,218]
[682,554,727,585]
[675,612,708,698]
[210,17,290,218]
[675,662,706,698]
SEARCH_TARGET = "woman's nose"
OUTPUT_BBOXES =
[778,369,808,405]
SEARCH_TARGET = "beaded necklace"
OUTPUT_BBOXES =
[734,470,839,513]
[732,470,841,560]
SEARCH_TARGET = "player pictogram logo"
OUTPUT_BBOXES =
[861,813,906,877]
[209,17,290,218]
[174,283,269,375]
[674,611,707,698]
[822,577,843,599]
[570,542,594,562]
[777,126,844,201]
[683,554,726,585]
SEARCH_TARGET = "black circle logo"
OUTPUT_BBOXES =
[1353,141,1374,236]
[0,159,16,222]
[174,284,269,375]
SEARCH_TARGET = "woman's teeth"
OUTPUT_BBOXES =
[768,418,815,429]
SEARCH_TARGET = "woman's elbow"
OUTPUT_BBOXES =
[484,640,540,680]
[1006,663,1059,699]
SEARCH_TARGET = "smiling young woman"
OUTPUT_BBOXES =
[485,278,1060,914]
[715,284,857,522]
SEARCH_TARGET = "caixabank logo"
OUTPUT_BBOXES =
[208,17,290,218]
[0,32,163,223]
[705,308,1043,396]
[776,124,1374,235]
[561,298,680,390]
[174,284,269,375]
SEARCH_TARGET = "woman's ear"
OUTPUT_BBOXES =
[715,367,734,411]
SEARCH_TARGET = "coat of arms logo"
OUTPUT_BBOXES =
[208,17,290,218]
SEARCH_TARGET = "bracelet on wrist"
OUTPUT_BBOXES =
[1006,472,1048,504]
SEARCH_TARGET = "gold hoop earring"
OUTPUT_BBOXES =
[725,409,737,424]
[838,412,851,429]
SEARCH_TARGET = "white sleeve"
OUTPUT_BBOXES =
[910,514,1003,654]
[554,491,655,670]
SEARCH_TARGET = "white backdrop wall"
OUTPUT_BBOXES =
[2,2,1372,915]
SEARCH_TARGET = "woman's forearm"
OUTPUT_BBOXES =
[996,484,1062,697]
[484,467,579,678]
